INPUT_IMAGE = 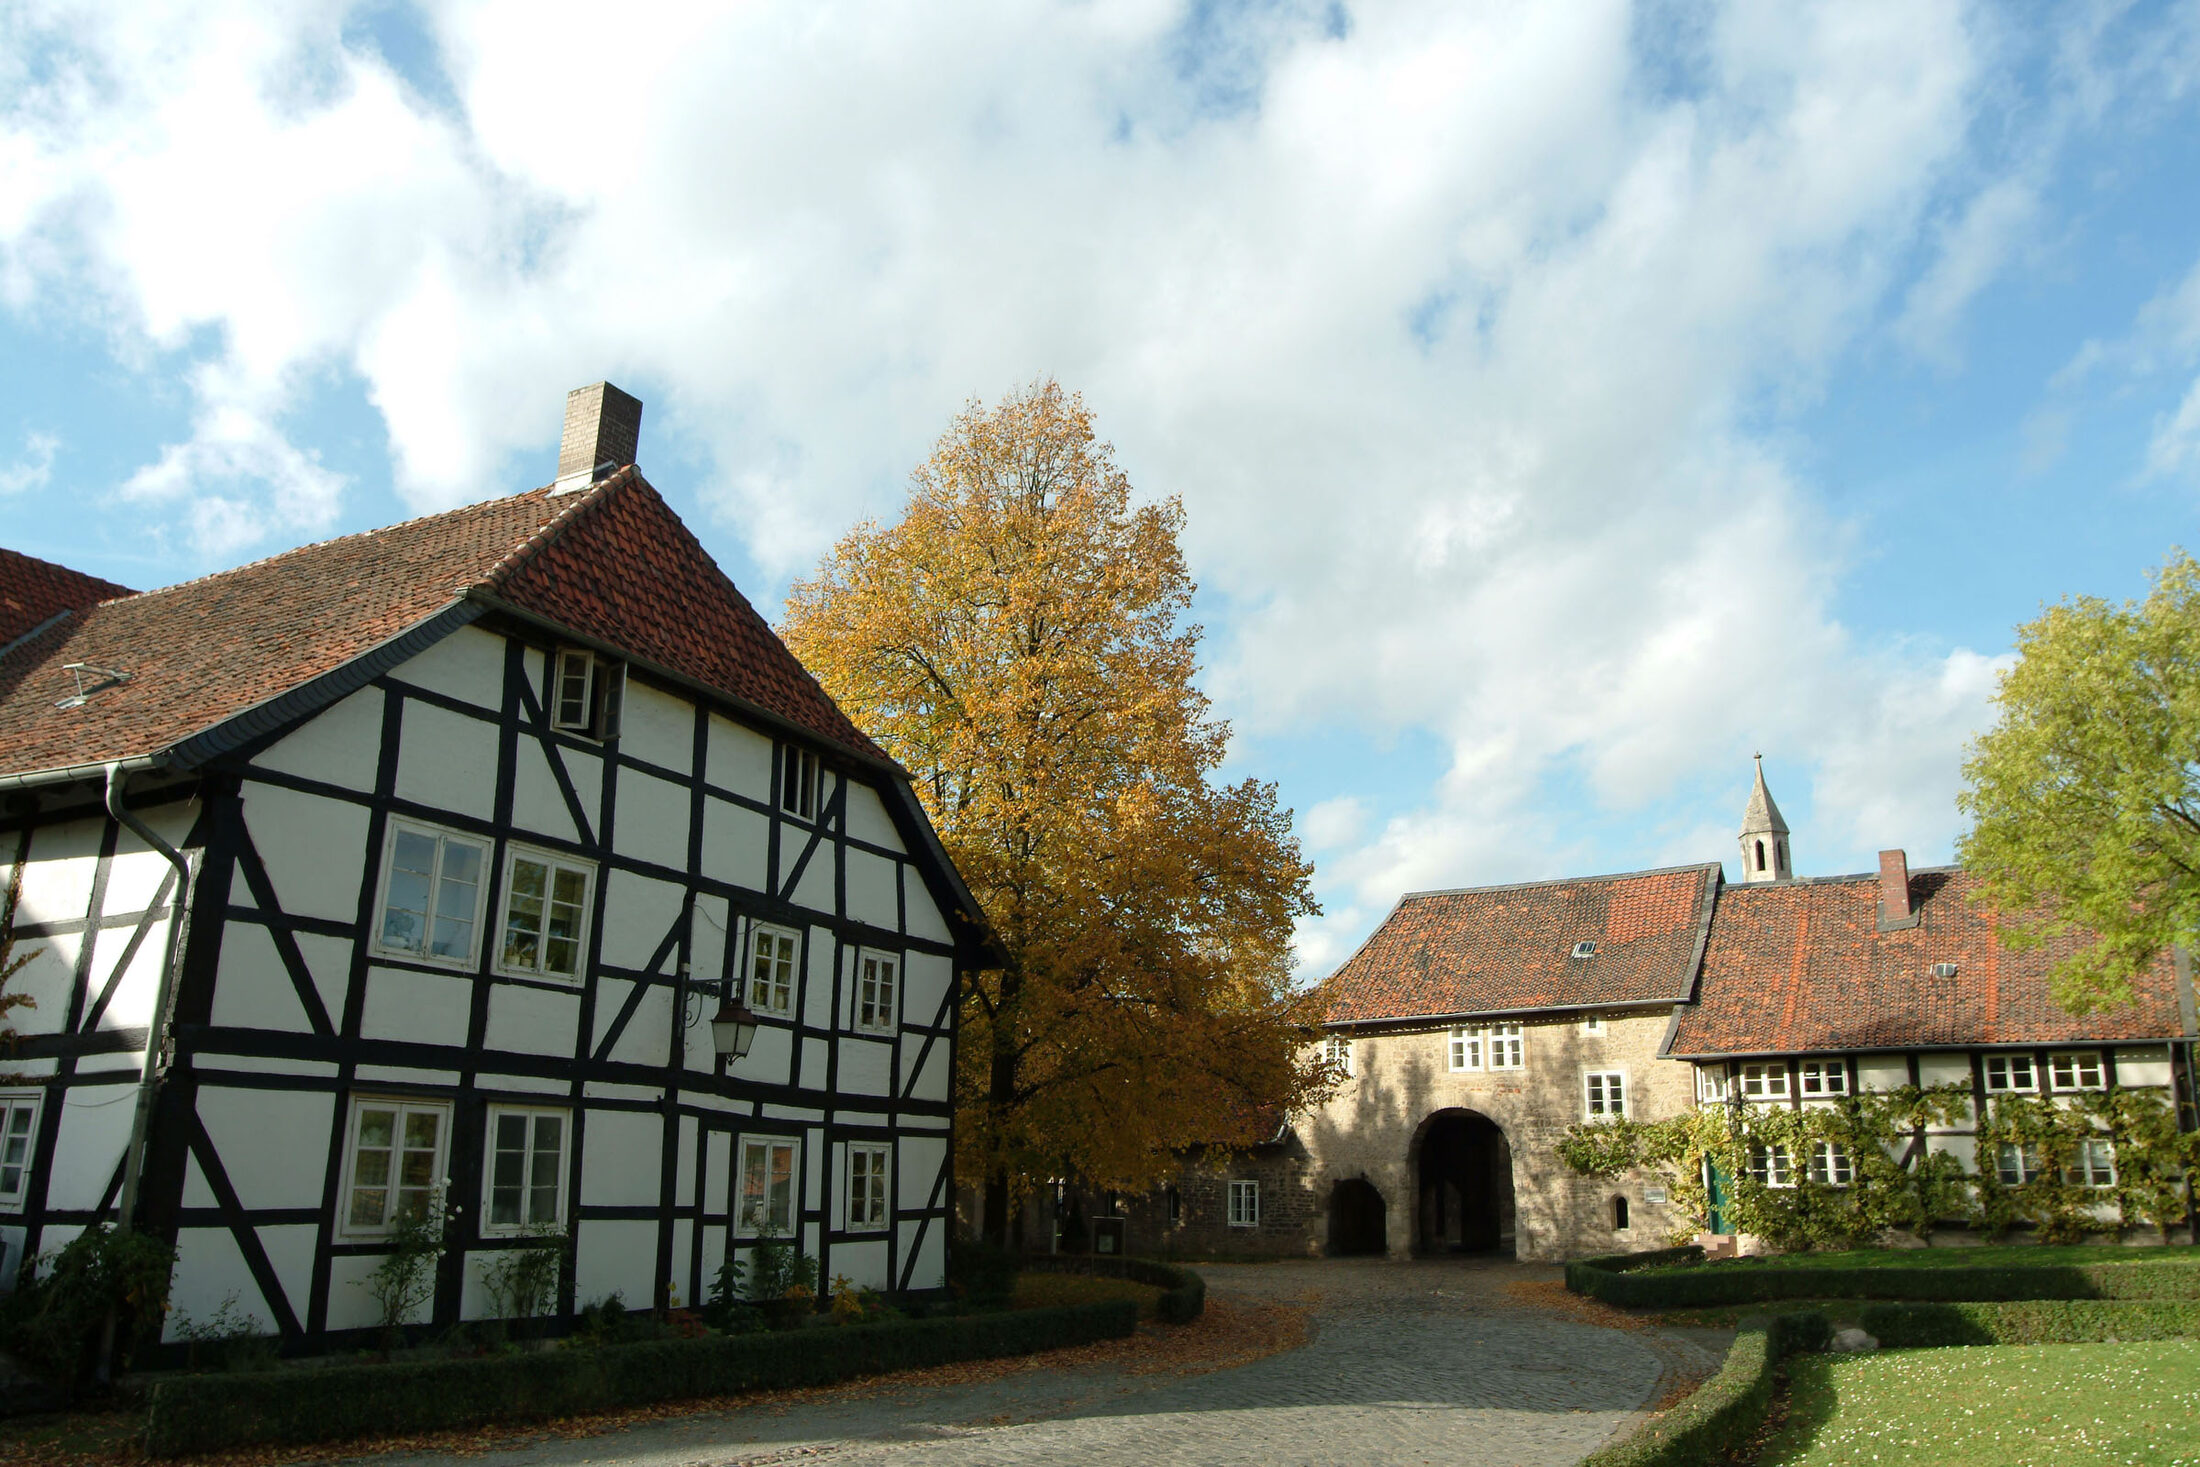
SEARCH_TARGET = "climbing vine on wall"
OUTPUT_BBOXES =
[1557,1083,2196,1249]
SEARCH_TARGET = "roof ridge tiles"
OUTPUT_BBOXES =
[1398,861,1723,901]
[477,468,631,593]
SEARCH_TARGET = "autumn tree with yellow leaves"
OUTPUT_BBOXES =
[782,381,1327,1242]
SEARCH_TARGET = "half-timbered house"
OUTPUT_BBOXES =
[0,383,986,1351]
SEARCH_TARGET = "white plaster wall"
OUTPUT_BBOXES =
[608,986,673,1069]
[833,1238,890,1291]
[802,1037,829,1087]
[19,816,100,924]
[575,1219,659,1308]
[1857,1058,1909,1093]
[325,1252,419,1330]
[899,1134,947,1212]
[211,924,317,1033]
[837,1039,891,1097]
[903,953,952,1031]
[359,966,471,1045]
[903,875,952,946]
[510,737,585,846]
[846,850,897,932]
[619,682,693,775]
[252,687,384,791]
[907,1041,950,1104]
[7,934,78,1036]
[706,715,774,802]
[486,985,580,1056]
[906,1220,945,1289]
[163,1227,273,1342]
[391,625,507,709]
[1918,1055,1971,1088]
[843,783,905,854]
[802,934,836,1030]
[701,798,769,893]
[197,1087,333,1210]
[582,1109,663,1208]
[742,1025,794,1086]
[105,804,197,912]
[2115,1047,2173,1086]
[600,870,684,972]
[45,1083,136,1208]
[395,701,498,823]
[242,783,368,923]
[789,844,833,916]
[616,769,690,872]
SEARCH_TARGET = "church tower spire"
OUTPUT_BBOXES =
[1739,754,1792,883]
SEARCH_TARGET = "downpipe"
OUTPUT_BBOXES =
[94,763,194,1387]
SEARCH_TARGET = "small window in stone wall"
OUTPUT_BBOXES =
[1227,1179,1260,1227]
[1165,1185,1182,1226]
[1611,1196,1630,1231]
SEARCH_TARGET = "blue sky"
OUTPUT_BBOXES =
[4,0,2198,975]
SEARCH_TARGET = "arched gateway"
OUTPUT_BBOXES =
[1410,1108,1515,1254]
[1327,1177,1388,1255]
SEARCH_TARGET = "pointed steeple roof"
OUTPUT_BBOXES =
[1741,754,1788,836]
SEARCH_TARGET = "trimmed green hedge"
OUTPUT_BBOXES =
[1862,1299,2200,1349]
[1020,1256,1206,1323]
[1567,1250,2200,1310]
[1578,1311,1826,1467]
[144,1301,1137,1457]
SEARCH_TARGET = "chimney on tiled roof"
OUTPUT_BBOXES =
[1877,849,1919,931]
[553,381,643,494]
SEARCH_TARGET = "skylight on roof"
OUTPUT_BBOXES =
[1571,940,1597,959]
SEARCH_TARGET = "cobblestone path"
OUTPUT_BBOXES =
[374,1258,1723,1467]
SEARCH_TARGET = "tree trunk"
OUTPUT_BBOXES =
[981,965,1022,1247]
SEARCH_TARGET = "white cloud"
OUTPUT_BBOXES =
[0,431,57,494]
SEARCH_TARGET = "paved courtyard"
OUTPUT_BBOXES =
[376,1258,1725,1467]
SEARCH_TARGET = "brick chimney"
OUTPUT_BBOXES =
[1877,849,1919,932]
[553,382,642,494]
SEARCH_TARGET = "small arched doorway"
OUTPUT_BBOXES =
[1327,1178,1387,1255]
[1413,1109,1515,1254]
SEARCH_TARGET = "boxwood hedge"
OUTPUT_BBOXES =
[1861,1299,2200,1349]
[145,1300,1138,1457]
[1019,1256,1206,1323]
[1578,1311,1828,1467]
[1566,1249,2200,1310]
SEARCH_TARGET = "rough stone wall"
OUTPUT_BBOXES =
[1292,1009,1699,1260]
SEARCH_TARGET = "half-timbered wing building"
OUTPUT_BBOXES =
[0,384,986,1350]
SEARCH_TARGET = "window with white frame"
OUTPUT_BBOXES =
[1584,1070,1627,1118]
[1698,1067,1731,1103]
[738,1136,799,1236]
[1488,1023,1525,1070]
[2063,1138,2116,1188]
[0,1094,41,1208]
[1227,1179,1260,1227]
[551,649,625,739]
[2049,1051,2105,1092]
[748,925,799,1016]
[855,951,899,1033]
[1996,1142,2044,1185]
[1738,1062,1790,1100]
[1322,1035,1353,1076]
[1984,1053,2037,1093]
[780,746,821,820]
[1798,1059,1847,1096]
[846,1143,890,1232]
[484,1106,567,1231]
[1581,1014,1604,1036]
[375,821,490,965]
[1808,1141,1853,1186]
[1448,1027,1481,1072]
[1746,1143,1793,1187]
[497,848,593,980]
[342,1097,451,1235]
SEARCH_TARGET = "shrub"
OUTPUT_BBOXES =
[948,1234,1018,1305]
[144,1300,1139,1456]
[1016,1255,1205,1323]
[1578,1312,1827,1467]
[1566,1251,2200,1310]
[479,1227,564,1330]
[1861,1299,2200,1349]
[0,1223,176,1389]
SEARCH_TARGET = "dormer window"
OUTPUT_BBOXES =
[551,649,625,739]
[1571,940,1597,959]
[779,746,821,820]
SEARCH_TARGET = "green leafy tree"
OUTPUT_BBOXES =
[1958,549,2200,1011]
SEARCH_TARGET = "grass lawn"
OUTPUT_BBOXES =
[1652,1244,2169,1272]
[1758,1340,2200,1467]
[1011,1272,1167,1320]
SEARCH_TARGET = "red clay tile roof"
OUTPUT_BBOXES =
[1325,864,1721,1025]
[0,470,884,780]
[0,547,133,646]
[1667,869,2185,1054]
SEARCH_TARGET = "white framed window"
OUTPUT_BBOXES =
[2049,1051,2105,1092]
[341,1096,452,1236]
[2063,1137,2116,1188]
[1746,1143,1794,1188]
[737,1136,799,1237]
[1698,1067,1731,1103]
[1227,1179,1260,1227]
[1808,1141,1853,1186]
[496,847,594,981]
[1584,1070,1627,1118]
[1488,1023,1525,1070]
[747,924,799,1016]
[1739,1062,1789,1100]
[374,820,490,967]
[1984,1053,2037,1093]
[780,746,821,820]
[1798,1059,1847,1097]
[483,1106,568,1232]
[551,650,624,739]
[1322,1035,1353,1076]
[855,950,899,1033]
[1448,1027,1482,1072]
[1581,1014,1604,1036]
[846,1143,890,1232]
[1996,1142,2043,1185]
[0,1093,42,1208]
